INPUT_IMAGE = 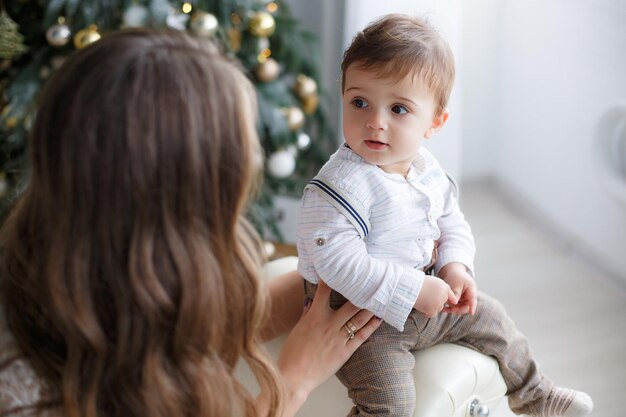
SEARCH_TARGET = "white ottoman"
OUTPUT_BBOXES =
[413,343,506,417]
[263,257,507,417]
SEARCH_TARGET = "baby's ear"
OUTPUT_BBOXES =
[425,108,450,139]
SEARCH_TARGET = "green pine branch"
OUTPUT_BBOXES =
[0,0,334,241]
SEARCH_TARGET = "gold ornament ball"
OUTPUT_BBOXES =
[5,117,17,129]
[256,58,280,82]
[249,12,276,37]
[190,11,219,38]
[282,106,305,131]
[301,94,319,115]
[294,74,317,99]
[73,25,101,49]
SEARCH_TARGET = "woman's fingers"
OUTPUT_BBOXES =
[309,280,381,346]
[343,310,381,345]
[276,281,382,403]
[349,315,382,345]
[301,280,331,317]
[311,280,332,307]
[343,307,375,331]
[334,298,362,323]
[314,280,362,323]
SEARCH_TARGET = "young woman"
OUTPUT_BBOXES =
[0,29,380,417]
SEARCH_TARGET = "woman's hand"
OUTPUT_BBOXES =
[276,281,382,416]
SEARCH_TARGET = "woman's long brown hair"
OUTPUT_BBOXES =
[0,29,282,417]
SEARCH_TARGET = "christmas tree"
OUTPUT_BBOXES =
[0,0,334,240]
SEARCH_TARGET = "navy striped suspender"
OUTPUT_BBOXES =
[306,178,370,239]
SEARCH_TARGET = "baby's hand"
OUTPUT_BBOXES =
[414,275,456,317]
[439,263,477,315]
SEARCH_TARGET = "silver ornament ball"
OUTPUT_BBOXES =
[46,24,71,47]
[296,132,311,150]
[123,4,149,27]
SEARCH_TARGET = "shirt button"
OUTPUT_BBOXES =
[315,237,326,246]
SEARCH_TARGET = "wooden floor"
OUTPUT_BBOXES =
[255,183,626,417]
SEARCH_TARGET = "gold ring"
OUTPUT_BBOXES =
[343,320,358,340]
[345,320,358,333]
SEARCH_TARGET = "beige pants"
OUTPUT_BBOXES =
[304,282,553,417]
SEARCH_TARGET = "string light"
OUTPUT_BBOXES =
[182,3,193,14]
[257,49,271,63]
[266,2,278,13]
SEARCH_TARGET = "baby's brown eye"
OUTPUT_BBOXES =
[392,105,408,115]
[352,98,368,109]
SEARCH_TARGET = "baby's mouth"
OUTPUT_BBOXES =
[365,140,388,150]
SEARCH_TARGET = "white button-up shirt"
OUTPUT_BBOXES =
[297,144,475,331]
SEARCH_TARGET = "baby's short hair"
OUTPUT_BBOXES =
[341,14,455,116]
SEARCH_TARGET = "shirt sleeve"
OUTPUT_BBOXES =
[434,174,476,276]
[297,189,423,331]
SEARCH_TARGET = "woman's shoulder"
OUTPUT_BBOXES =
[0,309,50,415]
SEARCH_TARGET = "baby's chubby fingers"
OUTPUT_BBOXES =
[466,286,478,315]
[442,303,470,315]
[447,287,458,305]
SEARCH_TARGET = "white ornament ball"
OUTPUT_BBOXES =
[267,150,296,178]
[46,23,71,47]
[123,4,149,27]
[263,241,276,258]
[296,132,311,150]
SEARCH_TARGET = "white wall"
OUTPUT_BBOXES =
[459,0,500,179]
[284,1,626,282]
[462,0,626,280]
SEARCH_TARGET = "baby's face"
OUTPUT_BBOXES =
[342,65,443,176]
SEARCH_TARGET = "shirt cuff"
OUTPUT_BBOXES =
[434,248,475,277]
[381,268,424,331]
